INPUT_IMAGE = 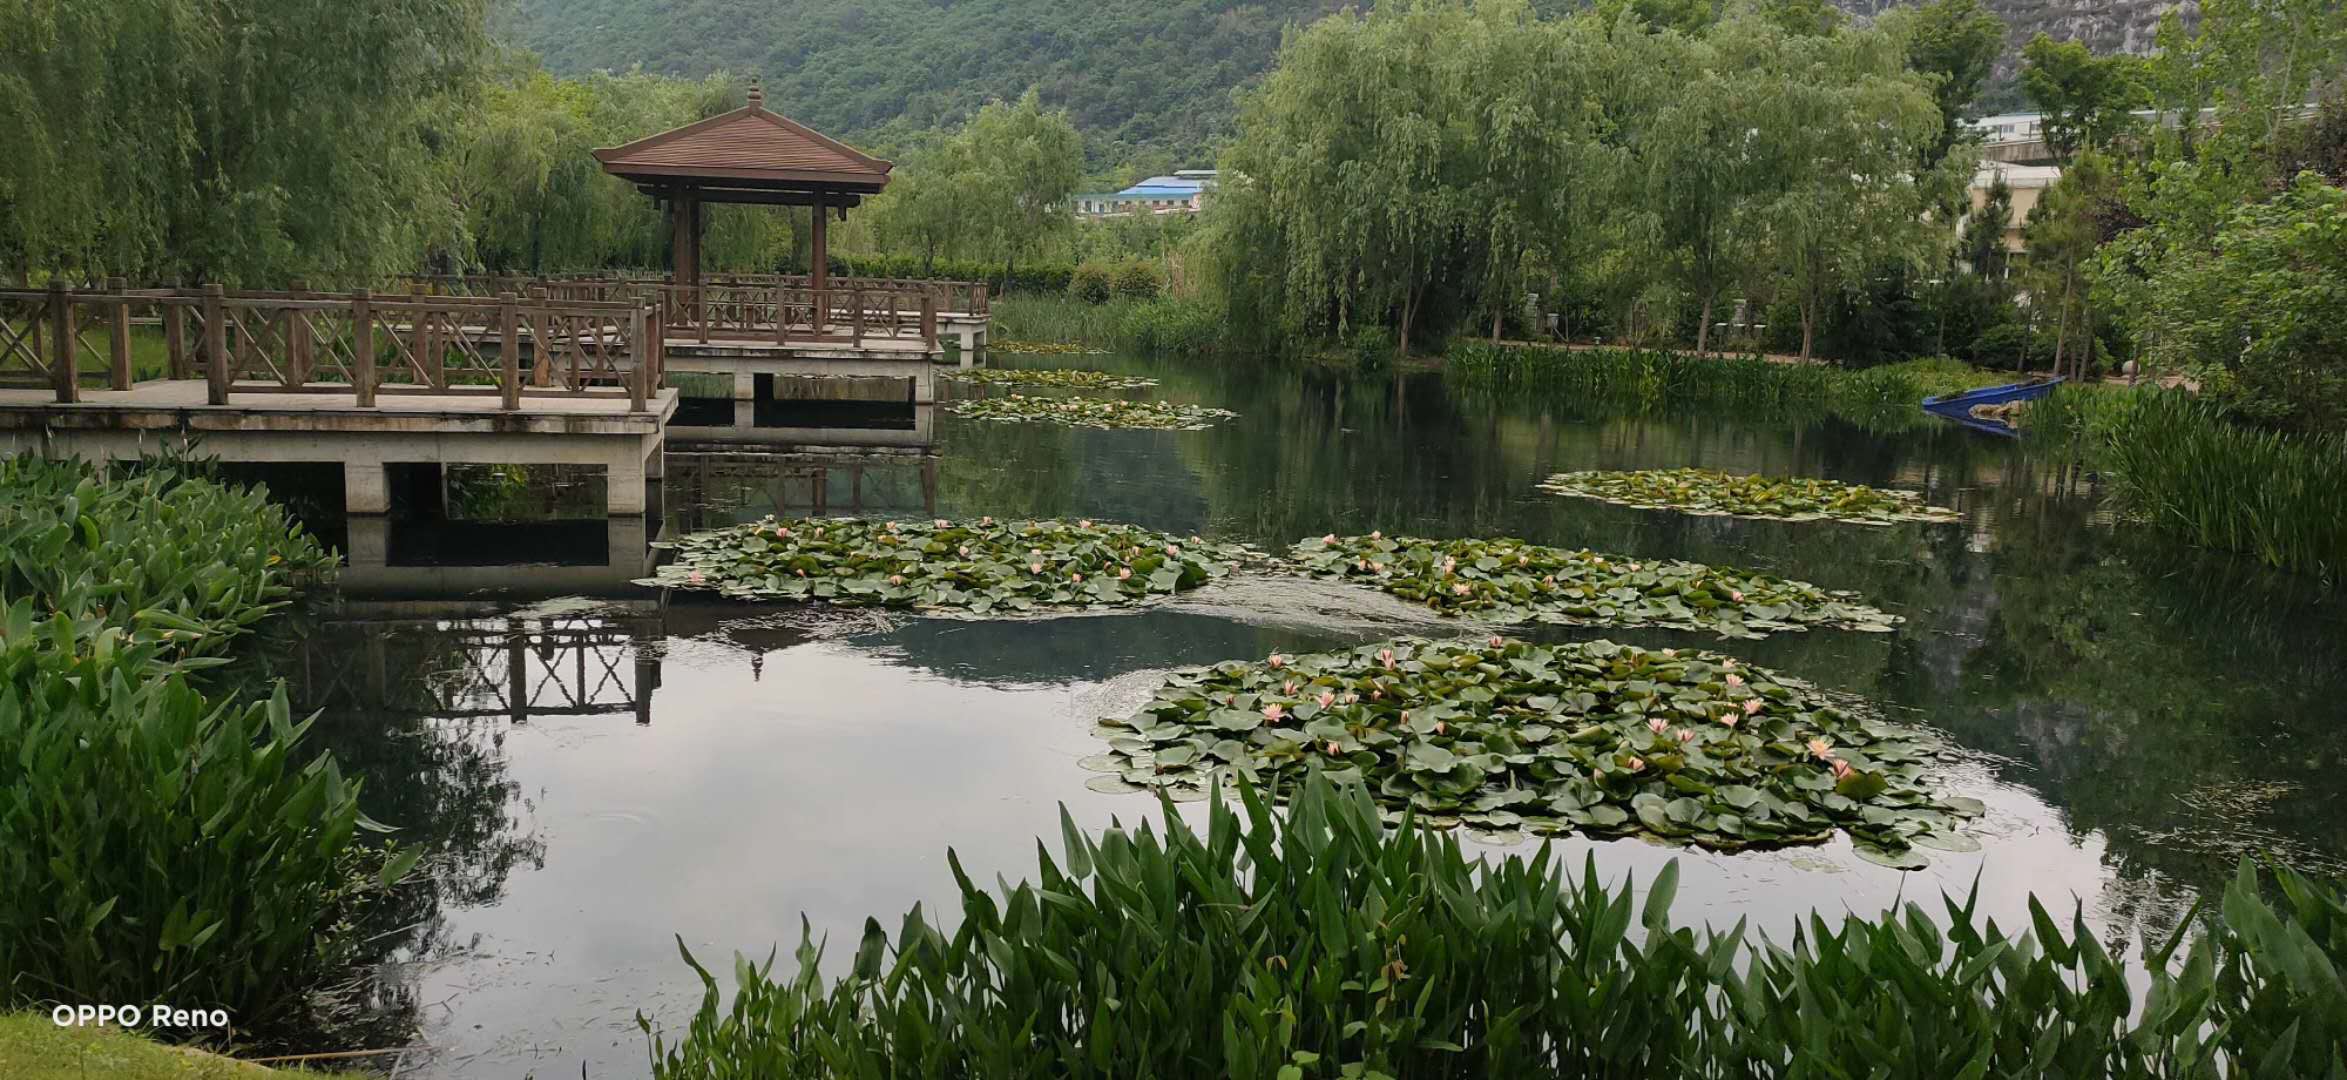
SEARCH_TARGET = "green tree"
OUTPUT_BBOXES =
[2121,175,2347,432]
[1887,0,2008,173]
[0,0,490,285]
[2022,152,2120,381]
[962,90,1084,286]
[2020,34,2149,162]
[1961,177,2015,277]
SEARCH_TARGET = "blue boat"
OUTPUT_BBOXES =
[1921,376,2065,436]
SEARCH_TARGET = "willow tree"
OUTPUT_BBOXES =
[1638,30,1765,354]
[1222,0,1590,355]
[962,90,1083,286]
[1747,19,1949,360]
[0,0,490,285]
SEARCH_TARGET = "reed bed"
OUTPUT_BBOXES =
[644,772,2346,1079]
[2093,392,2347,582]
[1446,343,1997,432]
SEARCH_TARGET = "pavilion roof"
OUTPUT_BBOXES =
[593,85,892,195]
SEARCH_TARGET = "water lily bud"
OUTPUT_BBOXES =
[1678,729,1695,743]
[1268,654,1286,669]
[1370,530,1382,539]
[1627,757,1646,772]
[1030,562,1044,574]
[959,546,972,558]
[888,574,904,586]
[1071,572,1083,582]
[1730,590,1744,602]
[1117,568,1132,580]
[981,516,994,526]
[687,571,704,584]
[1283,681,1297,695]
[1322,533,1338,545]
[1488,635,1505,648]
[1079,519,1093,529]
[1433,721,1446,735]
[933,519,949,529]
[1327,741,1343,755]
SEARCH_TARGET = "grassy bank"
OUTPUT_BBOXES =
[1448,342,2003,431]
[2031,388,2347,582]
[645,774,2347,1078]
[0,458,405,1040]
[0,1013,355,1078]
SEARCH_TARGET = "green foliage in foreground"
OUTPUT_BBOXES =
[1537,467,1962,526]
[0,458,400,1035]
[642,517,1254,614]
[1092,637,1976,865]
[643,774,2347,1079]
[1446,344,2006,431]
[949,395,1236,430]
[1291,534,1900,638]
[946,368,1156,390]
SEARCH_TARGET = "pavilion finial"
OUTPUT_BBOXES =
[746,79,764,110]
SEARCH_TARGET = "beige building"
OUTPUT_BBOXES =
[1965,160,2063,256]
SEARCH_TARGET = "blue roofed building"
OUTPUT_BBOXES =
[1074,169,1216,219]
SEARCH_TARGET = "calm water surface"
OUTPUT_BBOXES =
[254,356,2347,1078]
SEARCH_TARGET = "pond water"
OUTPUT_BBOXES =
[249,356,2347,1078]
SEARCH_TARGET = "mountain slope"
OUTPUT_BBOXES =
[503,0,2185,162]
[501,0,1346,164]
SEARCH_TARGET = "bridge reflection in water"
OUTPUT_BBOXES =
[291,606,665,725]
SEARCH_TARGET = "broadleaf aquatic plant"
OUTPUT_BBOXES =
[1289,533,1899,637]
[1089,636,1973,864]
[642,516,1257,615]
[946,365,1146,388]
[1538,467,1961,526]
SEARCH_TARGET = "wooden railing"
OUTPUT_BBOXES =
[402,271,986,321]
[1,283,664,410]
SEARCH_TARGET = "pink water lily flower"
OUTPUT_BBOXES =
[795,568,807,577]
[1452,583,1471,596]
[1378,649,1397,670]
[1730,590,1744,602]
[1318,691,1336,708]
[776,526,791,538]
[1341,693,1358,705]
[1283,681,1297,695]
[1627,757,1646,772]
[1370,530,1383,539]
[1079,519,1094,529]
[1719,714,1739,728]
[958,545,972,558]
[1743,699,1764,715]
[981,516,994,526]
[1721,658,1736,670]
[1165,544,1181,557]
[885,521,900,532]
[1433,721,1447,735]
[1517,554,1529,566]
[1327,741,1344,756]
[1262,704,1285,722]
[687,570,704,584]
[1678,729,1695,743]
[1662,648,1677,658]
[1268,654,1287,669]
[1370,561,1385,572]
[1071,572,1084,582]
[1725,673,1744,688]
[1648,718,1668,734]
[1029,562,1044,574]
[1117,568,1132,580]
[1542,575,1556,587]
[1323,533,1339,546]
[1830,759,1854,780]
[888,574,905,586]
[1627,562,1642,572]
[1808,738,1834,761]
[1488,635,1505,648]
[934,518,950,529]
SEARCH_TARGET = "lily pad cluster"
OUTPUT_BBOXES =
[1538,467,1961,526]
[987,341,1110,357]
[948,367,1155,390]
[1288,533,1898,638]
[1088,637,1980,866]
[950,394,1236,430]
[640,516,1256,614]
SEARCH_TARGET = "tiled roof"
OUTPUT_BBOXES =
[594,89,892,191]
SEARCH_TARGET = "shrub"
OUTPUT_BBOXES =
[2095,391,2347,582]
[642,773,2347,1078]
[1067,261,1114,305]
[1108,259,1163,300]
[1112,296,1225,356]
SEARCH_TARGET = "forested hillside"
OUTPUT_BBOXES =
[499,0,1347,166]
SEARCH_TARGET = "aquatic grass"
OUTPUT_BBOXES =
[945,367,1157,390]
[2095,392,2347,583]
[1290,533,1899,638]
[985,340,1109,357]
[643,517,1256,615]
[949,394,1235,430]
[0,457,402,1036]
[1089,636,1977,864]
[641,771,2347,1079]
[1539,467,1959,526]
[1447,344,2005,433]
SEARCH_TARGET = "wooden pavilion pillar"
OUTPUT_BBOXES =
[809,192,829,332]
[669,192,702,288]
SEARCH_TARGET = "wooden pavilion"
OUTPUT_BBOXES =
[593,83,892,299]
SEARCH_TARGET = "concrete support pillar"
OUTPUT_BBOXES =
[607,447,647,516]
[909,365,935,405]
[344,515,390,570]
[732,368,757,401]
[608,514,650,573]
[344,460,390,515]
[733,398,756,428]
[954,325,983,368]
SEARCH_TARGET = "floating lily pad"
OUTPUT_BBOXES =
[986,341,1110,357]
[639,517,1255,613]
[950,394,1235,430]
[1092,637,1978,865]
[948,366,1145,388]
[1287,534,1900,638]
[1537,468,1961,526]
